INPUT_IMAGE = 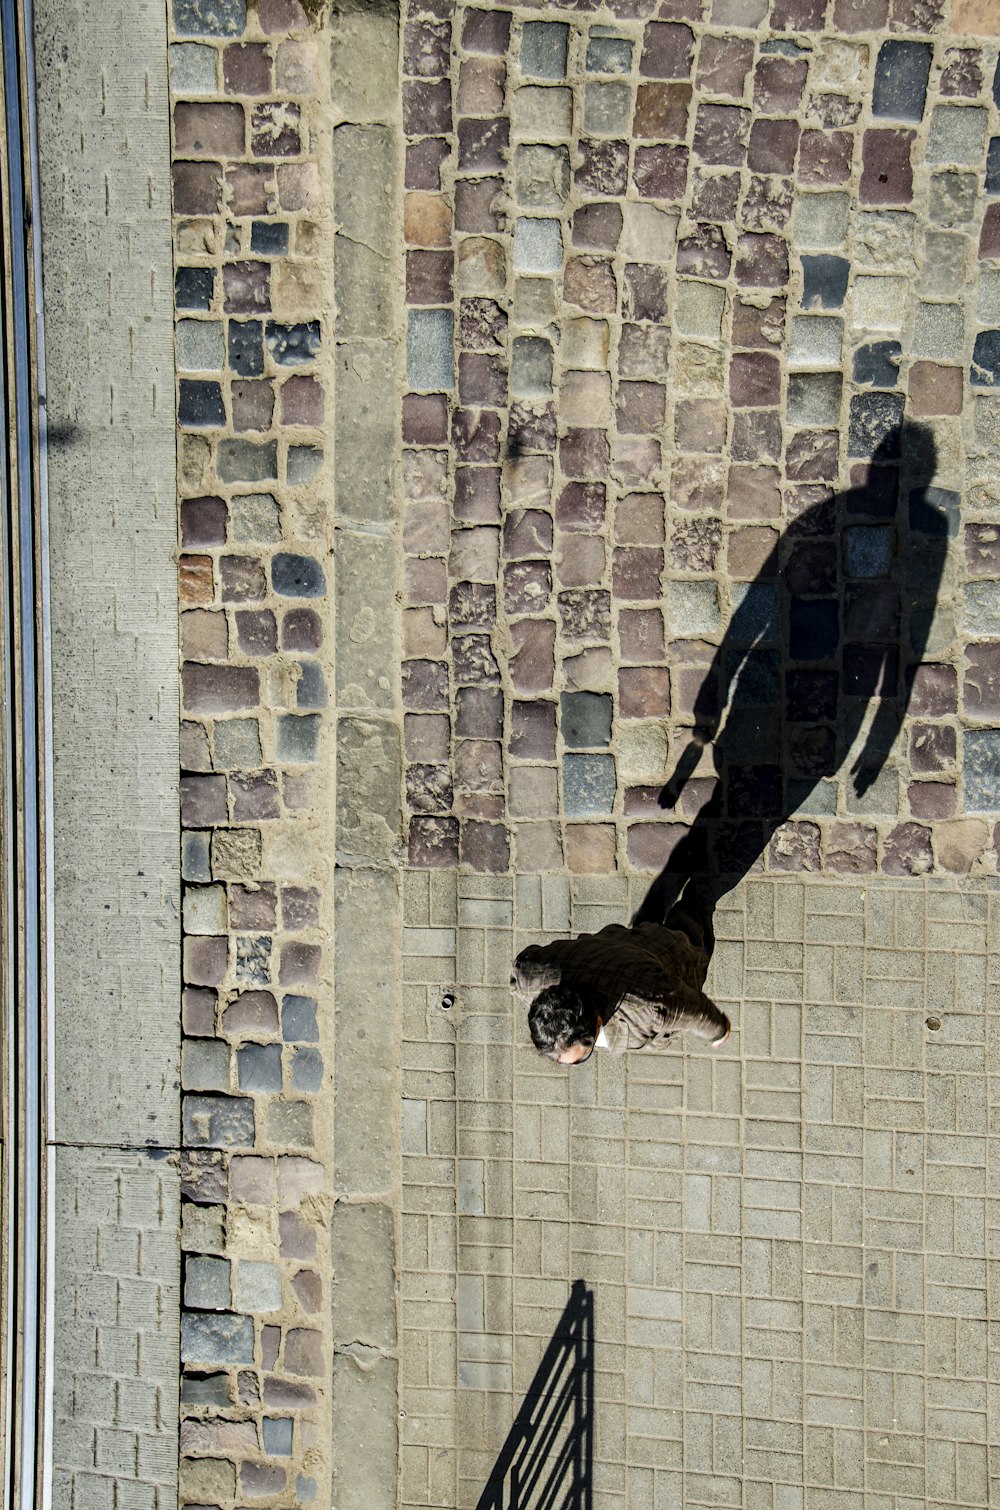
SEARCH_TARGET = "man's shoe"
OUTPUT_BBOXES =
[711,1018,731,1047]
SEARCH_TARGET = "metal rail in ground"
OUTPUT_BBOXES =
[1,0,50,1501]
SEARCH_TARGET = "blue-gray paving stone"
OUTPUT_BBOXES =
[169,41,218,93]
[184,1255,231,1310]
[913,301,964,361]
[213,718,262,770]
[276,714,321,763]
[297,1476,318,1502]
[987,139,1000,197]
[586,28,632,74]
[176,265,215,311]
[182,1039,230,1092]
[513,218,562,274]
[788,315,842,367]
[911,486,960,537]
[282,996,318,1042]
[179,379,225,427]
[731,583,779,643]
[927,105,988,166]
[760,37,806,55]
[560,691,612,748]
[801,255,850,310]
[929,170,978,228]
[251,221,289,255]
[789,600,839,660]
[726,648,779,705]
[183,1094,255,1148]
[787,372,842,426]
[176,319,224,372]
[266,320,321,365]
[584,81,632,136]
[964,730,1000,812]
[562,754,616,817]
[796,193,849,251]
[180,1312,254,1367]
[181,1373,231,1407]
[872,40,931,123]
[721,710,778,765]
[173,0,246,36]
[182,830,212,883]
[522,21,569,79]
[727,648,780,706]
[234,1259,282,1312]
[296,661,327,709]
[846,526,893,578]
[407,309,454,391]
[291,1047,324,1093]
[237,1042,282,1093]
[511,335,553,398]
[848,391,904,458]
[287,445,324,485]
[218,439,277,483]
[789,777,837,816]
[921,231,968,296]
[228,319,264,376]
[853,340,901,387]
[272,552,326,597]
[981,272,1000,324]
[972,330,1000,388]
[263,1418,294,1456]
[232,491,281,542]
[965,581,1000,635]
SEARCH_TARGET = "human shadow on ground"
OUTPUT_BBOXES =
[475,1278,594,1510]
[635,421,951,931]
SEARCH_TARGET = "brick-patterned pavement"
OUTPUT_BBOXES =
[401,872,1000,1508]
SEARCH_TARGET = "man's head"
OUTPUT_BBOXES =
[528,985,599,1065]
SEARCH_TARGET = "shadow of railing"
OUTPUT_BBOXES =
[476,1279,594,1510]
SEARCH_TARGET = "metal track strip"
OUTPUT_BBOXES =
[1,0,50,1502]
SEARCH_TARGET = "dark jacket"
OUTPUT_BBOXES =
[511,921,728,1054]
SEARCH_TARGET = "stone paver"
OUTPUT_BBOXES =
[401,871,1000,1508]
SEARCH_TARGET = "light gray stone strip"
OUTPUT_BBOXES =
[34,1,179,1503]
[330,5,405,1507]
[34,0,179,1148]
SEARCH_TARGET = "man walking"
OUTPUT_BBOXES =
[512,881,731,1066]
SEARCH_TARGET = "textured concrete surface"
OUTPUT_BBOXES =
[49,1149,181,1510]
[34,0,180,1500]
[401,870,1000,1508]
[36,0,179,1146]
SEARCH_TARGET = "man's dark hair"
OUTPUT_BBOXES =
[528,985,597,1060]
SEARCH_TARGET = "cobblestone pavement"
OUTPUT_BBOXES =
[400,0,1000,884]
[170,0,339,1499]
[402,871,1000,1507]
[161,0,1000,1505]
